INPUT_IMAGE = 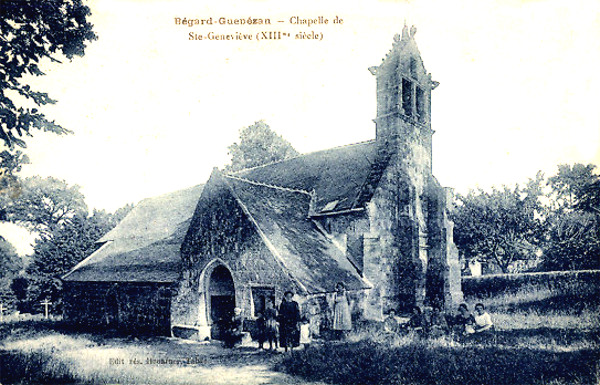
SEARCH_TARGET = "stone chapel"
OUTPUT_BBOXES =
[62,26,462,338]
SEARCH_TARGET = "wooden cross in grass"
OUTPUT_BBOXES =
[41,299,52,319]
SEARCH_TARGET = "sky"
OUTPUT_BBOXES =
[2,0,600,254]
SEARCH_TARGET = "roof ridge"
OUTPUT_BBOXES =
[227,139,376,175]
[224,174,312,196]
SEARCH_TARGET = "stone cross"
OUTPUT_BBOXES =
[41,299,52,319]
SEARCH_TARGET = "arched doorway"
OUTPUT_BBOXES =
[207,265,235,339]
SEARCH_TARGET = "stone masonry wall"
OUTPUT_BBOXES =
[63,281,174,336]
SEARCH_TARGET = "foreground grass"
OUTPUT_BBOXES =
[279,339,599,385]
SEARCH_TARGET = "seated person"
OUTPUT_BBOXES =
[383,309,402,334]
[472,303,493,333]
[223,307,244,348]
[401,306,426,335]
[453,303,475,335]
[427,305,449,337]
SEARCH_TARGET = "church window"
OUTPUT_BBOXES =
[416,86,425,121]
[402,78,413,116]
[409,57,417,76]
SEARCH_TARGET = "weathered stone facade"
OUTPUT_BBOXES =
[172,174,300,338]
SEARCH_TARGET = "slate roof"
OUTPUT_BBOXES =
[63,141,384,289]
[62,184,204,283]
[234,140,383,214]
[224,175,370,293]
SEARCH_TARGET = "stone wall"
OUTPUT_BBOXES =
[62,281,175,336]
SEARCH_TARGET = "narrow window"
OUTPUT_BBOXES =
[416,86,425,121]
[402,78,413,117]
[409,57,417,76]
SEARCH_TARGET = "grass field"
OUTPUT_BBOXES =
[0,277,598,385]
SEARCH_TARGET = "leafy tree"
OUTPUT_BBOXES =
[0,176,87,237]
[453,176,545,274]
[0,236,21,281]
[225,120,299,172]
[541,164,600,271]
[541,210,600,271]
[0,0,97,148]
[576,180,600,215]
[548,164,598,211]
[0,236,23,310]
[26,206,132,311]
[0,150,29,216]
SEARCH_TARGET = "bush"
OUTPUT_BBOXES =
[462,270,600,298]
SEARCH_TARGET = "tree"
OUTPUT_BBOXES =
[0,150,29,210]
[541,164,600,271]
[452,176,545,274]
[0,236,23,310]
[0,0,97,148]
[225,121,299,172]
[548,164,598,211]
[0,176,87,237]
[576,180,600,215]
[0,236,21,282]
[25,206,132,311]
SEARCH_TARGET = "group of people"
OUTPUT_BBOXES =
[224,282,353,351]
[383,302,494,338]
[224,285,493,349]
[223,290,310,351]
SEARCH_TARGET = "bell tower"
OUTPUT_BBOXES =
[369,24,439,174]
[362,25,462,311]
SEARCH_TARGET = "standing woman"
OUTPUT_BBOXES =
[279,291,300,352]
[332,282,352,340]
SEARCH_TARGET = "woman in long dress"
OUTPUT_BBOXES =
[332,282,352,340]
[278,291,300,351]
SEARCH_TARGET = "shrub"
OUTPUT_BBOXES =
[462,270,600,298]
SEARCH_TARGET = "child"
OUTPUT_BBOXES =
[299,316,311,348]
[256,311,267,350]
[264,298,278,351]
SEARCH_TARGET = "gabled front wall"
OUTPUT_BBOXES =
[172,174,300,332]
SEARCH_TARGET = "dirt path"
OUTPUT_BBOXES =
[1,331,323,385]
